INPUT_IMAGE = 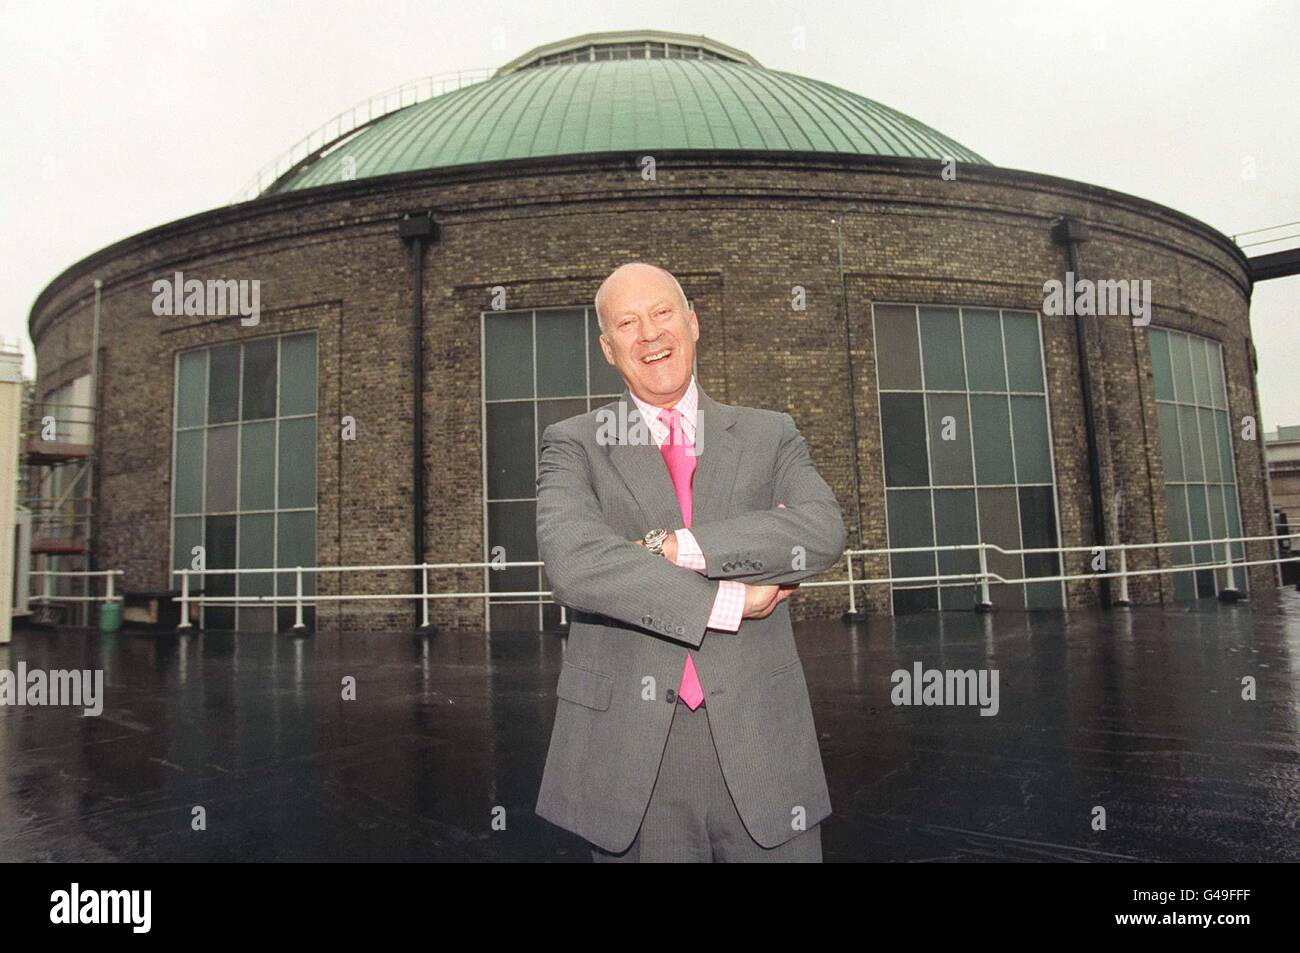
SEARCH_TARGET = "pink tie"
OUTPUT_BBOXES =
[658,408,704,710]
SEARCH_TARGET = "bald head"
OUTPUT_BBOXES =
[592,261,700,407]
[594,262,689,334]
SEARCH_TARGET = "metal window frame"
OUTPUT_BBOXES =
[168,330,319,631]
[1149,326,1246,600]
[873,302,1066,612]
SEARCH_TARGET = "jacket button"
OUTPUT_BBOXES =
[666,688,677,703]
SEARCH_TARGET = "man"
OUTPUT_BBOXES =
[533,262,846,862]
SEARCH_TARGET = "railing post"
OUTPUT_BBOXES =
[105,571,115,604]
[292,566,308,635]
[1114,547,1132,607]
[176,570,192,632]
[416,563,435,635]
[841,552,865,622]
[975,544,993,612]
[1219,539,1242,602]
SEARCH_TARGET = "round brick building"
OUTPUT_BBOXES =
[28,29,1271,632]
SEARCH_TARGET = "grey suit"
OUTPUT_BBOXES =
[533,385,846,855]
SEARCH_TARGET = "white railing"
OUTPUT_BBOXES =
[229,68,495,203]
[29,569,122,605]
[164,530,1300,632]
[825,531,1298,615]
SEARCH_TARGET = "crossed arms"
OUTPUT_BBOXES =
[536,411,847,648]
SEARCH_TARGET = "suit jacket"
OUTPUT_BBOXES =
[533,384,847,851]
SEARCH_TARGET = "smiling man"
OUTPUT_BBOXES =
[533,261,846,862]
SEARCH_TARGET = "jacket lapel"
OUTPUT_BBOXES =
[605,385,740,530]
[691,387,740,526]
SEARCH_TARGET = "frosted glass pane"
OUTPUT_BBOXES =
[278,417,316,508]
[536,309,586,398]
[963,309,1005,391]
[174,429,204,514]
[1003,311,1044,393]
[239,513,274,598]
[205,425,238,513]
[874,305,921,390]
[208,344,240,424]
[1157,404,1183,481]
[971,395,1014,484]
[276,511,316,596]
[919,307,964,390]
[926,394,973,485]
[240,421,275,511]
[172,517,202,572]
[485,313,533,400]
[1149,330,1174,401]
[880,394,929,487]
[1010,396,1052,484]
[176,350,207,427]
[242,337,277,421]
[280,333,317,416]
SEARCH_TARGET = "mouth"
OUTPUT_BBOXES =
[641,347,673,365]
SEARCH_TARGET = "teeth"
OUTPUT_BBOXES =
[643,349,670,363]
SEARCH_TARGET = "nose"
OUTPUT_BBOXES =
[637,316,662,342]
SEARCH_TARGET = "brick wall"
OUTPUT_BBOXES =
[29,153,1261,631]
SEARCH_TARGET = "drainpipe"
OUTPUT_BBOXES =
[1051,217,1113,608]
[399,211,438,633]
[834,206,867,622]
[88,279,102,622]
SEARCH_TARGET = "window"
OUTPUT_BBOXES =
[873,305,1064,612]
[171,333,317,631]
[1149,328,1245,600]
[481,307,626,631]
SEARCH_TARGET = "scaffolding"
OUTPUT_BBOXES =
[21,393,96,625]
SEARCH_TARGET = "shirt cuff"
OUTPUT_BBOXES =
[674,528,707,572]
[706,580,745,632]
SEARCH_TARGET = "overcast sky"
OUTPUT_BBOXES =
[2,0,1296,427]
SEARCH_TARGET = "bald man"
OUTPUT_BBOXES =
[534,262,846,862]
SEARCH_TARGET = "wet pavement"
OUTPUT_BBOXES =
[1,588,1298,862]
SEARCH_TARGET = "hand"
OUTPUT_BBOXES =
[661,531,678,563]
[742,582,799,619]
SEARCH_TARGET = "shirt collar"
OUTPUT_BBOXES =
[628,375,698,441]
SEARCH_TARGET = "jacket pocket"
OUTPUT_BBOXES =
[556,660,614,711]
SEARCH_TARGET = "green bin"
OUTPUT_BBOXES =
[98,601,122,633]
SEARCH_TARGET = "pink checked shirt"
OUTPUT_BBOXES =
[629,377,746,632]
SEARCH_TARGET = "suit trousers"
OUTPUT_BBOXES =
[590,697,823,863]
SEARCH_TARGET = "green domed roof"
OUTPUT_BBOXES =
[269,54,987,194]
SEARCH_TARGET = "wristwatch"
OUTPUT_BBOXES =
[642,527,670,556]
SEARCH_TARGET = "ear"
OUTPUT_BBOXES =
[688,309,699,342]
[598,332,616,366]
